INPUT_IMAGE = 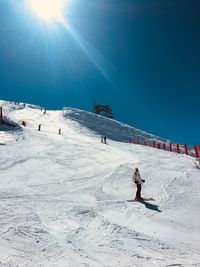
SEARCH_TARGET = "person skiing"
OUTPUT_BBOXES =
[133,167,145,200]
[38,124,41,131]
[103,136,107,144]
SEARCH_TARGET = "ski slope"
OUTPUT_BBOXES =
[0,100,200,267]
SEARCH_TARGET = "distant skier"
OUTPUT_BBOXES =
[58,129,61,135]
[103,136,107,144]
[38,124,41,131]
[133,167,145,200]
[43,109,46,115]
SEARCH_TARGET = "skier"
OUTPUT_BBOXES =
[58,129,61,135]
[133,167,145,200]
[38,124,41,131]
[103,136,107,144]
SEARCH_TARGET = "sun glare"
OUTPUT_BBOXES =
[29,0,66,23]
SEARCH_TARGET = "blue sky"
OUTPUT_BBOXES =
[0,0,199,145]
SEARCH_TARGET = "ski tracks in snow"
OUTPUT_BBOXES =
[0,104,200,266]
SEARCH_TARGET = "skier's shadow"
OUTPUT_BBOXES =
[140,200,161,212]
[127,199,161,212]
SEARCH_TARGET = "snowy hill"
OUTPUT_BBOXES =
[63,108,167,143]
[0,100,200,267]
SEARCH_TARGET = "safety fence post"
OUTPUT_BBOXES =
[157,143,161,149]
[176,144,180,154]
[163,143,166,150]
[184,144,189,155]
[169,143,173,152]
[194,145,199,158]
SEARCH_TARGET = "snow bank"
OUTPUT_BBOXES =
[63,108,168,143]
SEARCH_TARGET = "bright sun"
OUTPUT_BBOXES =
[29,0,66,23]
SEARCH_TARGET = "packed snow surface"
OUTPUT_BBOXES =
[0,100,200,267]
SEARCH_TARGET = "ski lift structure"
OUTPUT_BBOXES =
[93,103,113,119]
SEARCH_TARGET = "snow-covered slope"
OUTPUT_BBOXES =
[63,108,167,143]
[0,100,200,267]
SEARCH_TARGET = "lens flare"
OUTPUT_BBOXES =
[29,0,66,23]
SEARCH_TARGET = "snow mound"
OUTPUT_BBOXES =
[0,101,23,144]
[63,108,167,143]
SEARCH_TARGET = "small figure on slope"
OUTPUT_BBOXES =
[38,124,41,131]
[101,135,107,144]
[58,129,61,135]
[103,136,107,144]
[133,167,145,201]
